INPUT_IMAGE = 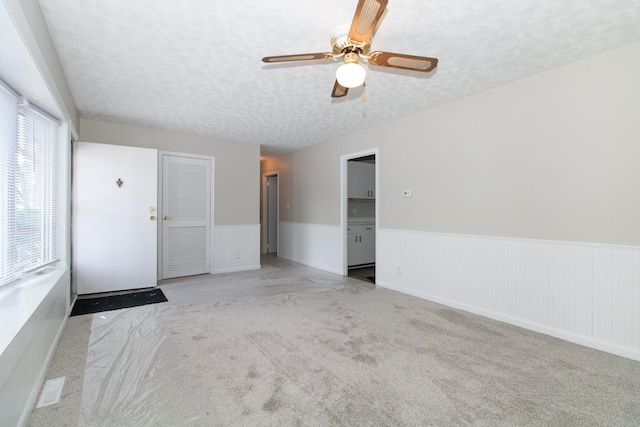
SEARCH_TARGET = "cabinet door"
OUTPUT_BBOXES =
[361,226,376,264]
[348,225,375,267]
[347,232,362,266]
[348,162,375,199]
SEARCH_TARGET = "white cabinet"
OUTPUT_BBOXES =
[348,161,375,199]
[348,224,375,267]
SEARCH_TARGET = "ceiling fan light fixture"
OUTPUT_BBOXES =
[336,62,366,88]
[262,0,438,98]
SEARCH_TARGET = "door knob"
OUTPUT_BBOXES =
[150,216,156,221]
[149,207,155,212]
[163,216,169,220]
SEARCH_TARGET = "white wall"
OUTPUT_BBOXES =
[271,41,640,360]
[213,225,261,273]
[278,221,343,275]
[377,230,640,360]
[0,270,70,426]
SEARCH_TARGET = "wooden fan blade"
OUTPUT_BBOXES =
[331,80,349,98]
[262,52,333,63]
[348,0,388,44]
[368,52,438,72]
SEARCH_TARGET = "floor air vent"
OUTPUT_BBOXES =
[37,376,65,408]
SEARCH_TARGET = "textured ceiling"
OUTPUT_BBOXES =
[38,0,640,153]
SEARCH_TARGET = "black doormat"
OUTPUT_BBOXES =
[71,289,168,316]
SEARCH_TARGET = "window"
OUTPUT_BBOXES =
[0,82,60,287]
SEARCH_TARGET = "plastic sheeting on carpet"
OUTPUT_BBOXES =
[79,306,209,426]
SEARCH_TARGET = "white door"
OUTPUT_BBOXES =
[74,142,158,294]
[267,175,278,254]
[160,154,211,279]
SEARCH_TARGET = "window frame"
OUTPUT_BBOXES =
[0,81,61,287]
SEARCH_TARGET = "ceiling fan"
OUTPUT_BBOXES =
[262,0,438,98]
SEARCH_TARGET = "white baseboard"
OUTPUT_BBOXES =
[213,265,261,275]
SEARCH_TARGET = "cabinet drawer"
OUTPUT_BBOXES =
[348,224,374,233]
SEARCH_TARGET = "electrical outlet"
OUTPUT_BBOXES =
[235,250,240,259]
[396,265,402,275]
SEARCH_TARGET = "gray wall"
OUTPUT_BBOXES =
[273,41,640,247]
[80,118,260,226]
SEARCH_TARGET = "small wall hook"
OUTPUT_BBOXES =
[116,178,123,188]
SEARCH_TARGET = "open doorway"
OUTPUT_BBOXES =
[342,150,377,284]
[262,172,279,255]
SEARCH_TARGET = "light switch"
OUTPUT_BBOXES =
[403,190,412,198]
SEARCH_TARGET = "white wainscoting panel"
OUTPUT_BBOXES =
[212,225,260,274]
[278,221,343,275]
[0,268,70,426]
[377,229,640,361]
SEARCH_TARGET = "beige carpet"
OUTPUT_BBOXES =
[29,256,640,426]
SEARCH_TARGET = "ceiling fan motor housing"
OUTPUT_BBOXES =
[331,24,371,56]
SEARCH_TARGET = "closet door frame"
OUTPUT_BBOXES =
[158,151,215,279]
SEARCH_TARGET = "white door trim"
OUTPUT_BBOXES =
[262,171,279,254]
[158,151,215,278]
[341,149,379,276]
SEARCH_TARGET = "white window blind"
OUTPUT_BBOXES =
[0,85,15,286]
[0,83,59,287]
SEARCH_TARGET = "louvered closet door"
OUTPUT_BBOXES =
[161,154,211,279]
